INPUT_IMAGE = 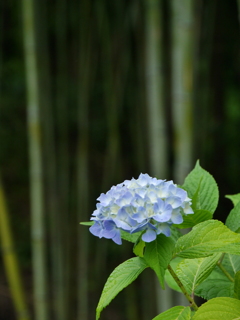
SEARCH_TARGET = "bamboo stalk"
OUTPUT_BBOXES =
[238,0,240,23]
[55,0,69,318]
[171,0,194,184]
[22,0,48,319]
[96,0,125,189]
[0,177,30,320]
[171,0,194,307]
[34,0,68,318]
[145,0,168,179]
[77,1,93,318]
[145,0,172,314]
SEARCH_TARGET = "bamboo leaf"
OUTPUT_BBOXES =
[0,178,30,320]
[143,234,175,288]
[152,306,191,320]
[96,257,148,320]
[192,297,240,320]
[174,220,240,258]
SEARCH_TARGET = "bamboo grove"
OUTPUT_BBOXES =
[1,0,240,320]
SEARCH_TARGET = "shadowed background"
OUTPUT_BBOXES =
[1,0,240,319]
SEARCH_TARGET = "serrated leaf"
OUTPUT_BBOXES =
[120,230,142,243]
[183,160,219,214]
[226,194,240,207]
[195,279,234,300]
[194,254,238,300]
[192,297,240,320]
[226,201,240,232]
[152,306,191,320]
[176,209,212,229]
[234,271,240,299]
[222,254,240,277]
[143,234,175,288]
[96,257,148,320]
[174,220,240,259]
[176,253,221,295]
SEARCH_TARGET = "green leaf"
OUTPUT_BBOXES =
[226,193,240,207]
[170,227,183,242]
[194,254,240,300]
[176,209,212,229]
[183,160,219,214]
[222,254,240,278]
[165,257,183,293]
[143,234,175,288]
[133,238,145,257]
[174,220,240,259]
[192,297,240,320]
[96,257,148,320]
[234,271,240,299]
[176,253,222,294]
[120,230,142,243]
[195,279,234,300]
[226,201,240,232]
[80,221,93,226]
[152,306,191,320]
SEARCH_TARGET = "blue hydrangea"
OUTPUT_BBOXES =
[89,173,193,245]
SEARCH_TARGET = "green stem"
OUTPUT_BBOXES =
[217,255,234,283]
[167,264,198,311]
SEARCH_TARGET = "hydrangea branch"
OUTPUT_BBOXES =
[217,254,234,283]
[167,264,199,311]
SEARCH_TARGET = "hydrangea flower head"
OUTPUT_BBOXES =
[90,173,193,245]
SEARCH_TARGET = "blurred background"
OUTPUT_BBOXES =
[1,0,240,319]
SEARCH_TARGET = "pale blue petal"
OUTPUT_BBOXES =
[89,222,103,238]
[137,173,152,186]
[156,223,171,237]
[171,209,183,224]
[132,207,147,223]
[112,230,122,245]
[131,220,149,233]
[115,191,133,206]
[97,193,112,206]
[142,229,157,242]
[183,203,194,214]
[153,212,171,223]
[165,196,182,209]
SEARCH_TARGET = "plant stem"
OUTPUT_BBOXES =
[167,264,198,311]
[217,255,234,283]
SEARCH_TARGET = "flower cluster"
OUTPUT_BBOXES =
[89,173,193,245]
